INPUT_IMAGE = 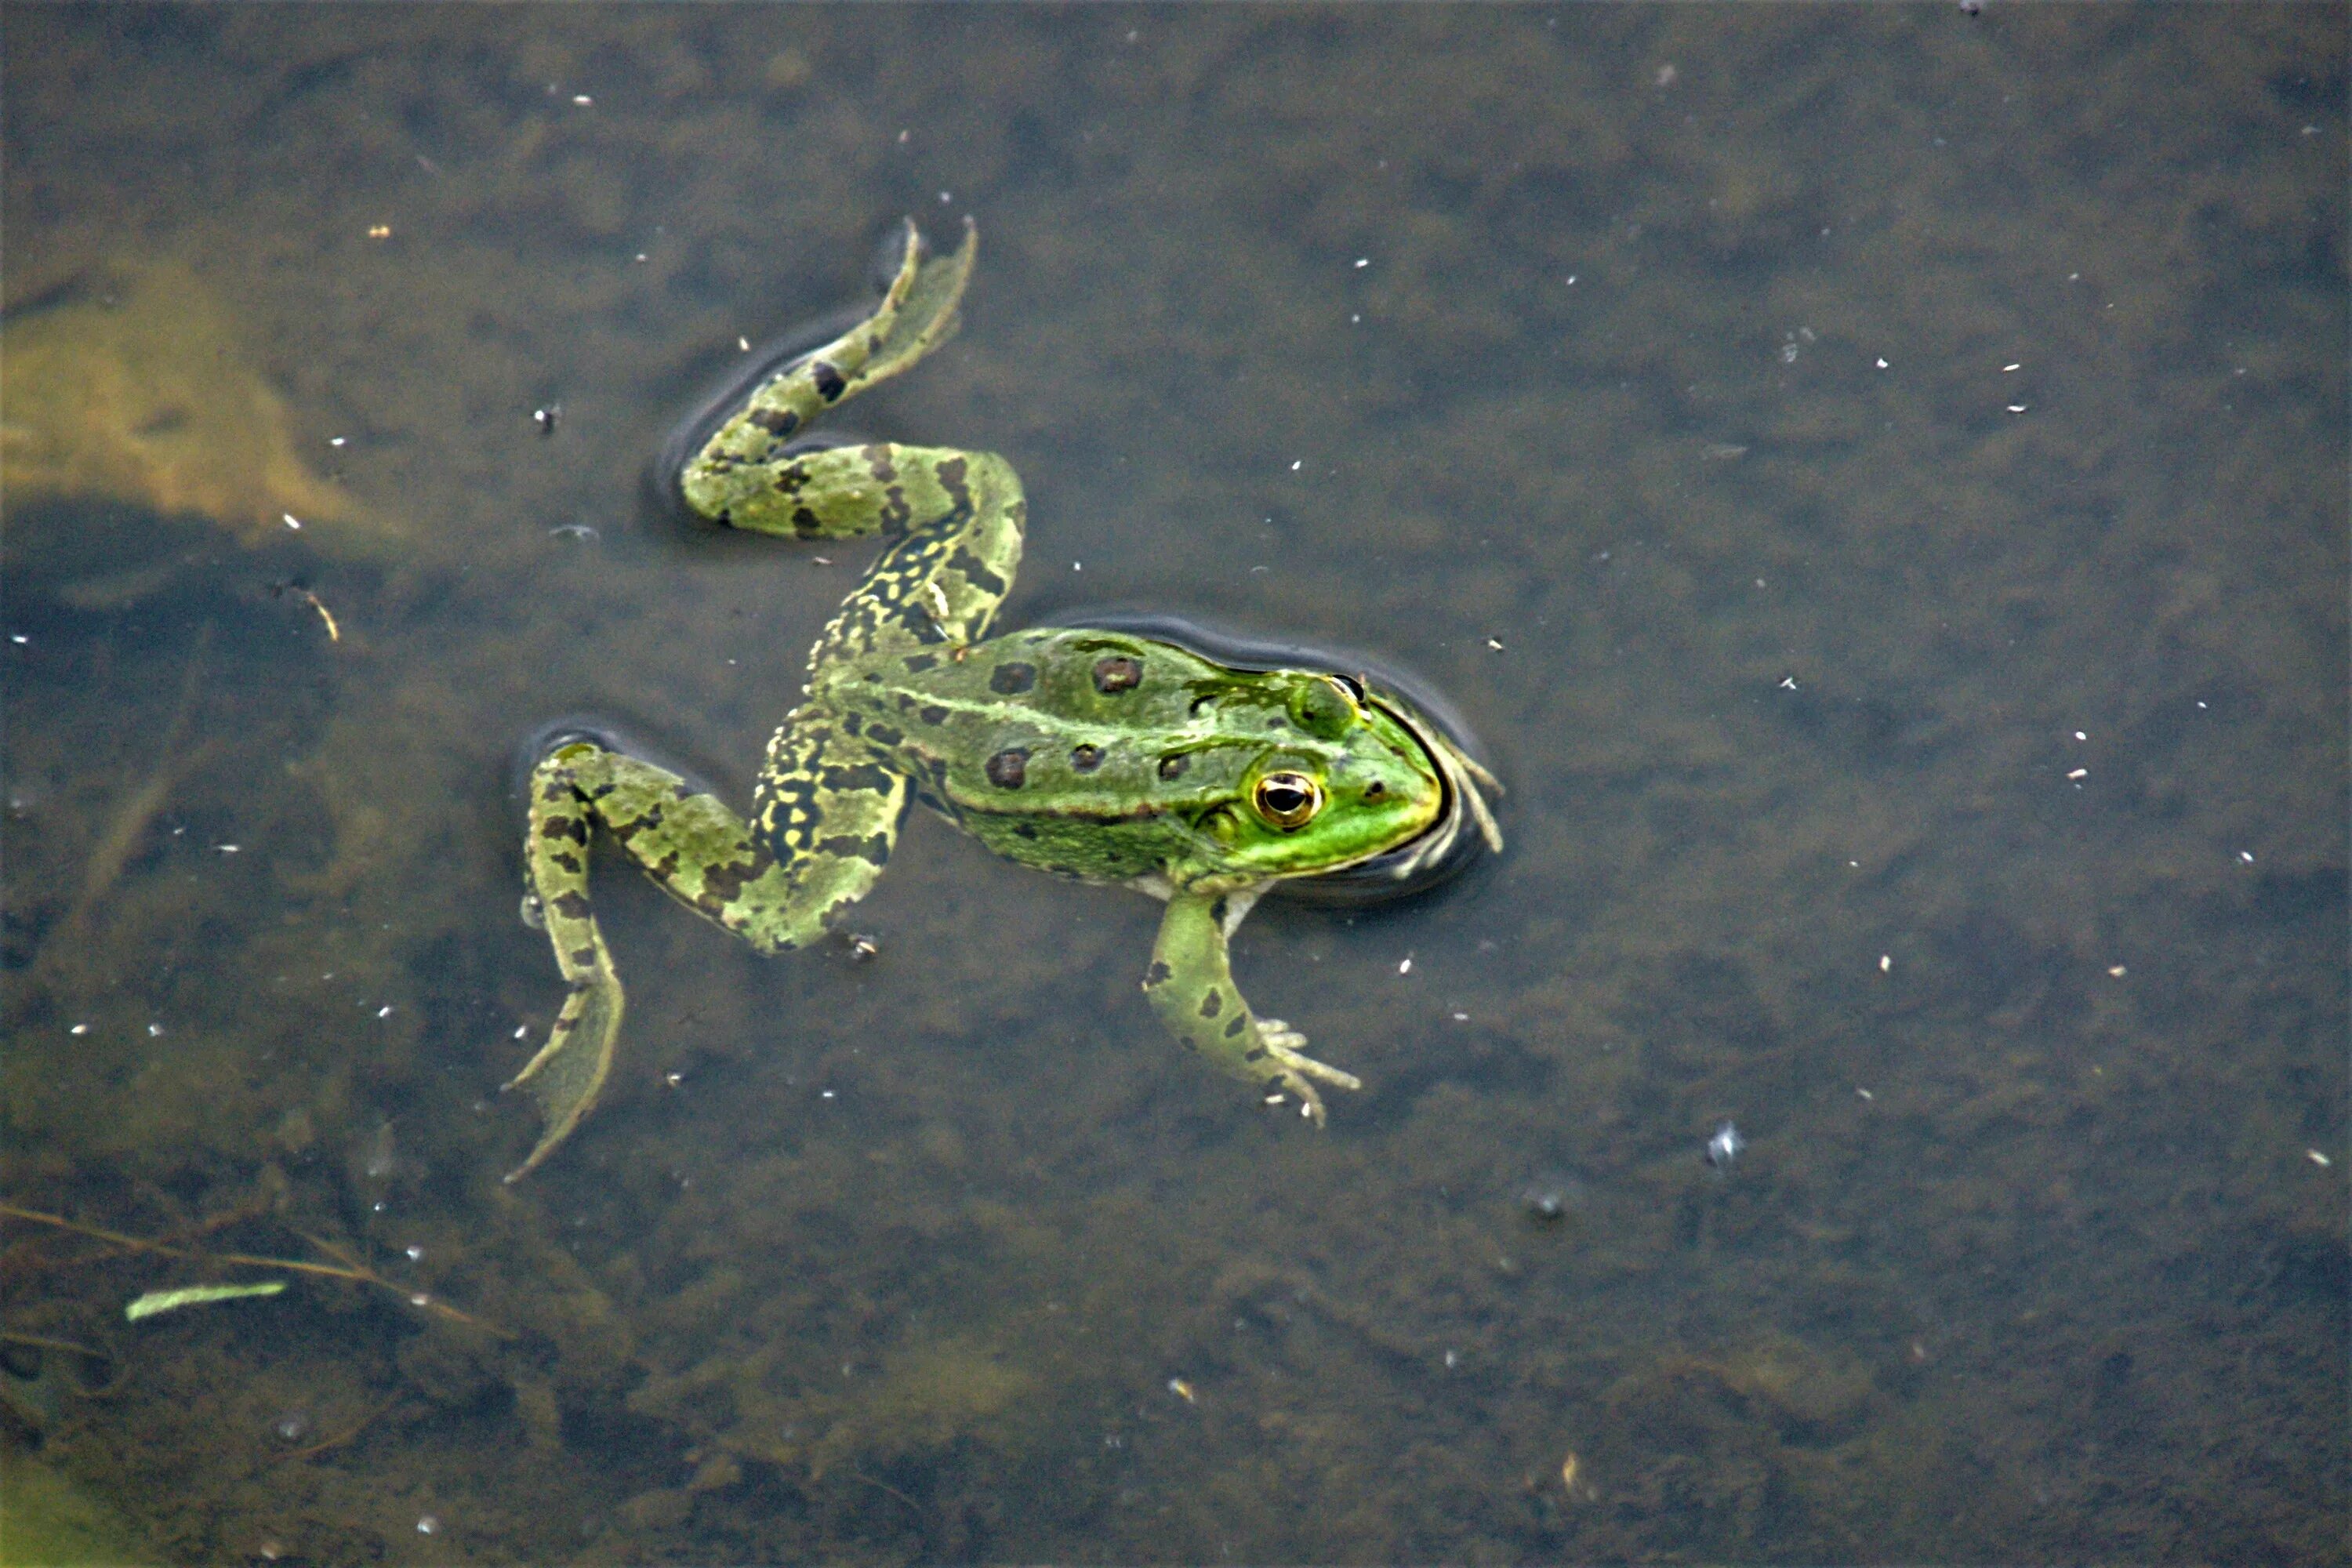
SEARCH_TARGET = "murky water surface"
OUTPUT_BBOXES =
[5,8,2343,1563]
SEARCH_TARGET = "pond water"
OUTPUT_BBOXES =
[3,7,2343,1563]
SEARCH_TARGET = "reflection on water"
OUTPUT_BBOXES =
[3,7,2343,1563]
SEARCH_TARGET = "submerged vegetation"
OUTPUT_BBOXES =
[2,7,2342,1563]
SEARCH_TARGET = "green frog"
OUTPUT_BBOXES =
[506,220,1501,1180]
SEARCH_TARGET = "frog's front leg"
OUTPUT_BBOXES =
[1142,888,1363,1123]
[507,727,905,1180]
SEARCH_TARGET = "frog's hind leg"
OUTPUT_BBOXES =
[508,734,899,1179]
[676,215,1025,664]
[680,218,978,532]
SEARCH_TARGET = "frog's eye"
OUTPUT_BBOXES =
[1287,677,1359,740]
[1251,771,1325,830]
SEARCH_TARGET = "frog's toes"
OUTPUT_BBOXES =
[1252,1019,1362,1123]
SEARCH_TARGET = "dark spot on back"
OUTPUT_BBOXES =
[990,662,1037,695]
[1226,1017,1249,1037]
[919,705,950,727]
[1070,744,1104,773]
[811,361,847,401]
[1093,655,1143,694]
[749,408,800,437]
[985,749,1029,789]
[1199,989,1223,1018]
[1144,960,1172,987]
[903,653,939,674]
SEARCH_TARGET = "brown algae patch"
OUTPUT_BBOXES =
[1,259,391,551]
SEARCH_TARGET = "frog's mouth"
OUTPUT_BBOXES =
[1048,610,1504,906]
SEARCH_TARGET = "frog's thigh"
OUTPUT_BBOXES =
[1142,889,1362,1121]
[806,445,1026,661]
[752,710,912,936]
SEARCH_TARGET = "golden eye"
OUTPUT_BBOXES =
[1251,771,1323,830]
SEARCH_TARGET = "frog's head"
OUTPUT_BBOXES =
[1186,671,1495,884]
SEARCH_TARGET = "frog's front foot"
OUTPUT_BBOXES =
[1251,1018,1363,1122]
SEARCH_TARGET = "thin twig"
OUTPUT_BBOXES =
[0,1328,106,1359]
[271,1392,405,1466]
[848,1468,926,1523]
[0,1203,510,1338]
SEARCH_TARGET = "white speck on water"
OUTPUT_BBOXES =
[416,1514,439,1535]
[2310,1149,2332,1167]
[283,513,303,529]
[405,1245,425,1261]
[2006,404,2030,414]
[2002,362,2022,372]
[1878,954,1893,973]
[1876,357,1889,368]
[1353,257,1369,269]
[572,93,592,106]
[329,436,347,447]
[1398,956,1413,975]
[2067,768,2088,780]
[821,1089,837,1099]
[70,1024,89,1035]
[1857,1087,1874,1100]
[2239,850,2256,863]
[147,1023,164,1036]
[378,1005,394,1018]
[739,336,751,352]
[1452,1011,1468,1022]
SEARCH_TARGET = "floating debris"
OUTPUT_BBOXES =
[1704,1120,1745,1171]
[125,1280,286,1321]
